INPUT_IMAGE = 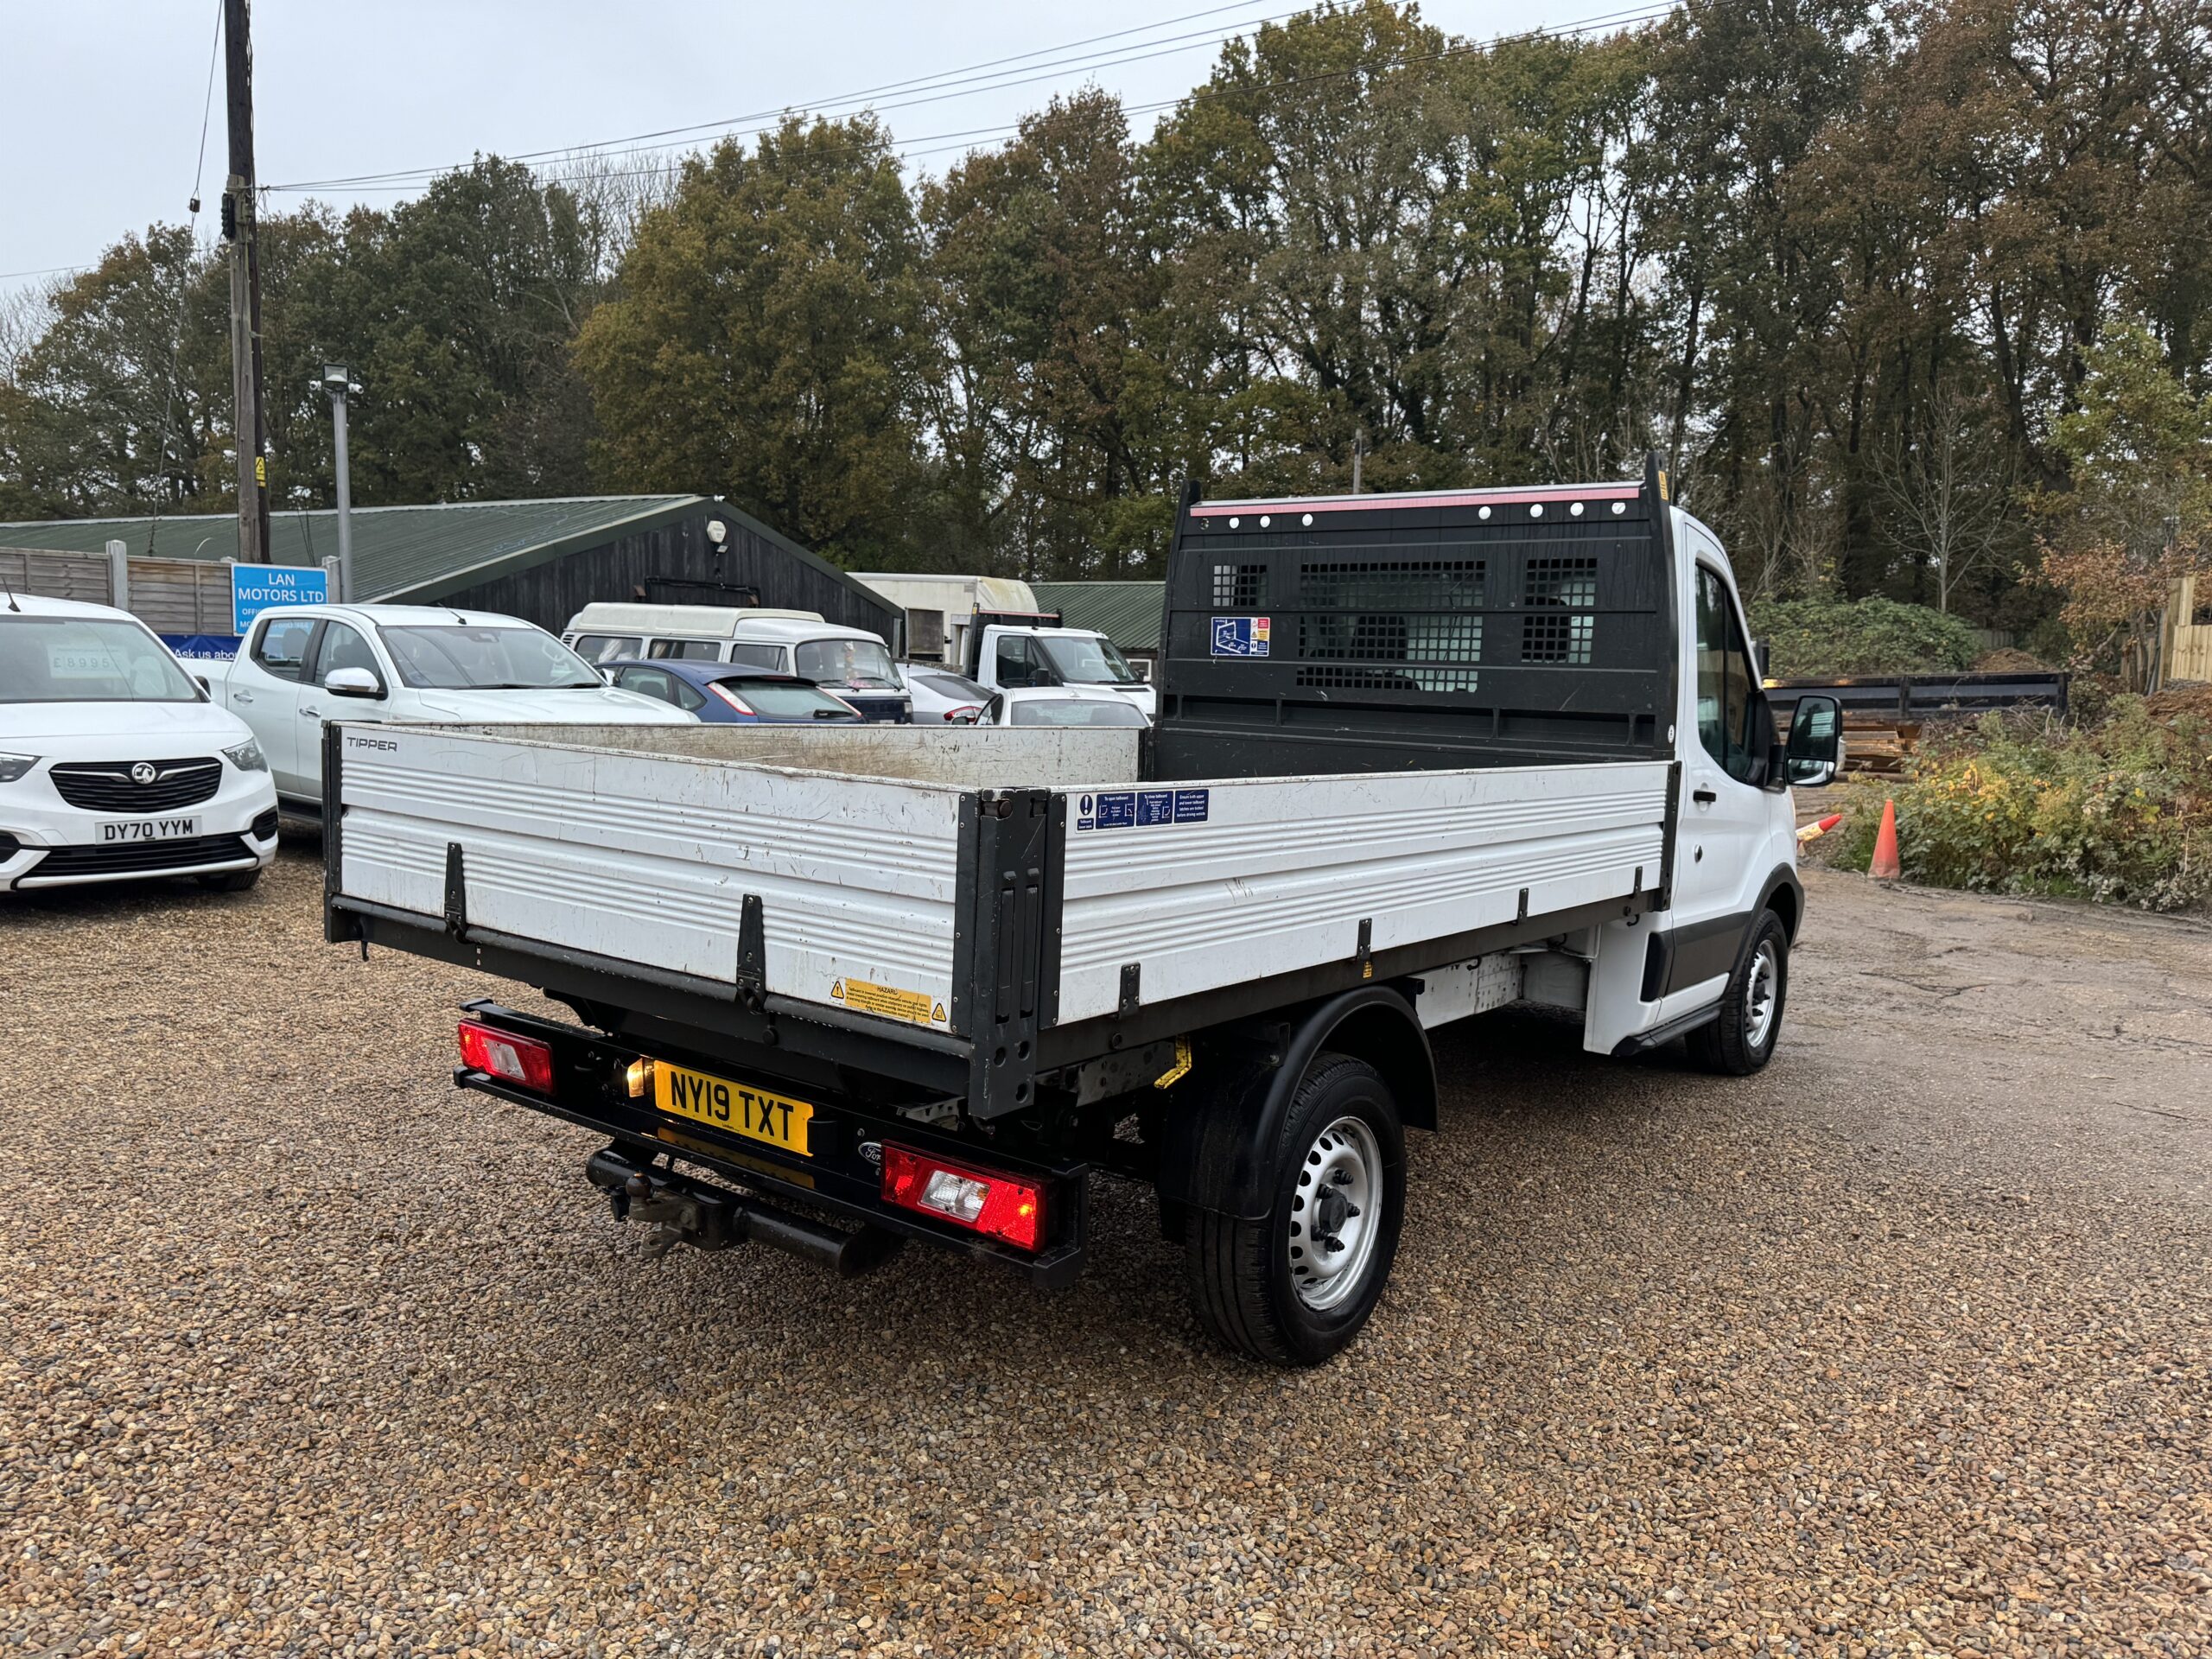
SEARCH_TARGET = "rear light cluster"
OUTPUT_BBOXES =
[880,1145,1041,1251]
[943,706,980,722]
[708,683,756,716]
[457,1020,555,1095]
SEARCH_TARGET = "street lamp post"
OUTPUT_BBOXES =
[321,365,357,602]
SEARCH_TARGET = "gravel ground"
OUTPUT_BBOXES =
[3,849,2207,1657]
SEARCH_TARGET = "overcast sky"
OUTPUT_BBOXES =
[3,0,1606,295]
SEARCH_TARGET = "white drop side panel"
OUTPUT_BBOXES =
[334,726,965,1025]
[1052,763,1670,1025]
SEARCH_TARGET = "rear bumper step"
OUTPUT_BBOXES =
[584,1146,902,1276]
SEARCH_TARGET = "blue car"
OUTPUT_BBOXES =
[599,660,866,725]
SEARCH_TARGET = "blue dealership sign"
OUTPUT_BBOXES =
[231,563,327,633]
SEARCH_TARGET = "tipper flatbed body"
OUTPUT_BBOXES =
[326,457,1841,1363]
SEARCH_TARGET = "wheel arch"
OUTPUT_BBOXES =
[1758,863,1806,941]
[1156,985,1434,1224]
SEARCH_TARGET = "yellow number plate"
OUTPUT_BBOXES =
[651,1062,813,1157]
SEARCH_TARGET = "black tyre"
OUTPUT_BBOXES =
[198,867,262,893]
[1686,909,1789,1075]
[1184,1052,1405,1366]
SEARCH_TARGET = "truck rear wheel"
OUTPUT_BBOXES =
[1687,909,1789,1075]
[1184,1052,1404,1366]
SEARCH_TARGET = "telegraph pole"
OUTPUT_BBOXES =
[222,0,270,564]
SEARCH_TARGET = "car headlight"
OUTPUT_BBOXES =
[0,753,36,784]
[222,738,268,774]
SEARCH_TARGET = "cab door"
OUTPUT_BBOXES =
[1662,541,1774,1003]
[294,619,392,797]
[226,613,320,798]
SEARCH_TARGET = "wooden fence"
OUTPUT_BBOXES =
[2166,575,2212,685]
[0,545,238,637]
[0,546,114,607]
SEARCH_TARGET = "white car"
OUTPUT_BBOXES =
[899,662,990,722]
[1,596,280,893]
[963,688,1153,728]
[205,604,697,810]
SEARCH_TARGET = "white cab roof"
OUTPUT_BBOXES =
[246,602,536,630]
[566,602,825,638]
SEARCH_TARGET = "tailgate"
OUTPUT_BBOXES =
[328,723,965,1032]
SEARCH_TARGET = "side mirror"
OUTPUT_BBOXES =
[323,666,385,700]
[1782,693,1843,787]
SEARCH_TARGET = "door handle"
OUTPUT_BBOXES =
[300,707,320,717]
[1692,787,1718,804]
[232,690,253,703]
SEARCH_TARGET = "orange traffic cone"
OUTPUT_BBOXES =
[1869,798,1901,880]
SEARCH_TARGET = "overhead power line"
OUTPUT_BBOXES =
[143,0,226,562]
[265,1,1675,198]
[264,2,1300,192]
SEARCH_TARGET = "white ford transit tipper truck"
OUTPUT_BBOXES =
[321,457,1842,1364]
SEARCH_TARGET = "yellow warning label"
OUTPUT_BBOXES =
[830,976,942,1027]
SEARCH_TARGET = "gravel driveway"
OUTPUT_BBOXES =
[3,851,2206,1657]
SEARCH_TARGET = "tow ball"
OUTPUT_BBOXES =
[585,1147,901,1276]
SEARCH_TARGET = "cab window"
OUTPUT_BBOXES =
[1693,565,1763,785]
[252,614,318,682]
[310,621,381,687]
[995,636,1042,688]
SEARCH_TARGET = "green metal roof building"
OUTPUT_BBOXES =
[1031,581,1166,657]
[0,495,901,643]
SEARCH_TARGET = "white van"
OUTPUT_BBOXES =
[561,603,911,722]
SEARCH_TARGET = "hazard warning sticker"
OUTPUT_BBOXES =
[829,976,948,1027]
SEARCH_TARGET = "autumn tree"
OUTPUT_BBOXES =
[920,90,1175,579]
[575,117,933,565]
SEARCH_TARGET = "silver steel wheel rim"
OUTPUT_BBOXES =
[1745,940,1780,1049]
[1287,1115,1382,1312]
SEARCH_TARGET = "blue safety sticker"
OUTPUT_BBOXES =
[1074,786,1211,831]
[1211,615,1271,657]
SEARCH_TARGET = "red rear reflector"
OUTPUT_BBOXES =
[880,1145,1042,1251]
[458,1020,555,1095]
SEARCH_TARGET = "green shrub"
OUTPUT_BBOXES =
[1834,702,2212,910]
[1749,597,1980,678]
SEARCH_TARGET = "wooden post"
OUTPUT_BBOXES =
[224,0,270,566]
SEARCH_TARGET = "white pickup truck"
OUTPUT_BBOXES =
[206,604,694,812]
[321,458,1840,1364]
[961,614,1157,719]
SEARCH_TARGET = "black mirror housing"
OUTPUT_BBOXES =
[1783,694,1843,787]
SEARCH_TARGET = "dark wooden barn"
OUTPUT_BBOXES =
[0,494,903,647]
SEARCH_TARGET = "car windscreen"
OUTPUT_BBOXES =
[378,626,601,690]
[1007,697,1148,727]
[718,678,861,719]
[1036,634,1141,685]
[793,638,900,690]
[0,616,200,704]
